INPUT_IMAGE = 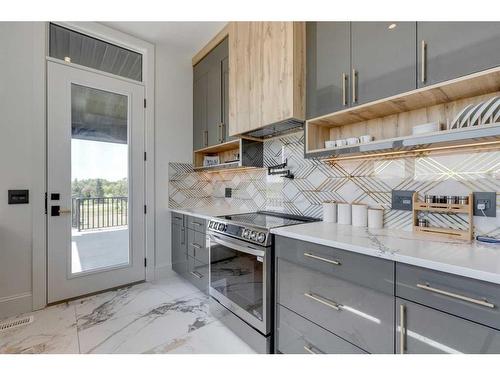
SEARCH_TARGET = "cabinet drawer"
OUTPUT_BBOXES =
[186,256,209,294]
[187,215,207,233]
[396,263,500,330]
[397,298,500,354]
[275,235,394,294]
[187,229,208,264]
[277,304,366,354]
[277,258,394,353]
[171,212,185,226]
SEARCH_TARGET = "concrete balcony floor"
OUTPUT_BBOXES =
[71,226,129,273]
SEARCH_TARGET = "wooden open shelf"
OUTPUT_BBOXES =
[305,67,500,159]
[192,138,264,171]
[412,193,473,241]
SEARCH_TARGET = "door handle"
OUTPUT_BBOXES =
[399,304,406,354]
[421,40,426,84]
[51,206,71,216]
[352,69,357,104]
[342,73,347,106]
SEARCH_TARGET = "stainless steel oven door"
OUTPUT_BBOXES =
[208,232,271,335]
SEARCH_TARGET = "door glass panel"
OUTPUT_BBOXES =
[71,84,129,274]
[210,243,264,321]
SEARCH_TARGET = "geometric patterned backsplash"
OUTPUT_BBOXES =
[169,131,500,236]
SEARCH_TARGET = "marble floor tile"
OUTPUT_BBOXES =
[145,320,256,354]
[0,303,79,354]
[150,273,201,300]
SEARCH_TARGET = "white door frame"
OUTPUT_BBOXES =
[33,22,155,310]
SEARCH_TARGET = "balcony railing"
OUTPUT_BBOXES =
[72,197,128,231]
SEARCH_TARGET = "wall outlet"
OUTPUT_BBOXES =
[473,192,496,217]
[225,187,232,198]
[392,190,415,211]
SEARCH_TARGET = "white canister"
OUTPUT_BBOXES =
[322,202,337,223]
[337,203,352,225]
[352,204,368,227]
[368,208,384,229]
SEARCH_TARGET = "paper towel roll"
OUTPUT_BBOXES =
[322,202,337,223]
[352,204,368,227]
[337,203,352,225]
[368,208,384,229]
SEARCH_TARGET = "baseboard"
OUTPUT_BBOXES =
[0,292,33,320]
[155,263,174,280]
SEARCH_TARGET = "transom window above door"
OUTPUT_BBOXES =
[49,23,143,82]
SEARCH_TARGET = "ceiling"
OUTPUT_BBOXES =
[102,22,226,55]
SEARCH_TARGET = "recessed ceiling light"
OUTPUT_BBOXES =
[64,56,71,62]
[388,23,397,30]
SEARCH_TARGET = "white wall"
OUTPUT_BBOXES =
[0,22,46,318]
[154,43,193,276]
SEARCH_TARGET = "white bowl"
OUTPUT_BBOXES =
[325,140,336,149]
[412,122,442,135]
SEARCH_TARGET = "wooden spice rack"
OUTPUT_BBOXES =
[412,193,473,241]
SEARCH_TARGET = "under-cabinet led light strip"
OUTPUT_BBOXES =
[322,140,500,162]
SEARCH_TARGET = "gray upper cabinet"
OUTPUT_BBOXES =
[417,22,500,87]
[193,38,229,150]
[193,73,208,150]
[351,22,416,105]
[306,22,350,119]
[222,56,231,142]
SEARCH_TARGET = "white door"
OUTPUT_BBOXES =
[47,61,145,303]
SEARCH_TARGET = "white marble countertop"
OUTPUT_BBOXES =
[169,206,252,221]
[271,222,500,285]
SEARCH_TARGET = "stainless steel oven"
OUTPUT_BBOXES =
[208,232,271,335]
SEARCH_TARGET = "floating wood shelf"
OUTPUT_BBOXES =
[305,67,500,159]
[412,193,473,241]
[193,138,263,171]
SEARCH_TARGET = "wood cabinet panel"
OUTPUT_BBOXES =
[229,22,305,136]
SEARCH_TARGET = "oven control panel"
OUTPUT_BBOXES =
[208,220,268,246]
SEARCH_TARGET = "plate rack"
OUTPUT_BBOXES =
[412,193,473,241]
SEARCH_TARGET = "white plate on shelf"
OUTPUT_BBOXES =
[459,102,483,128]
[450,104,473,129]
[470,96,498,126]
[481,97,500,125]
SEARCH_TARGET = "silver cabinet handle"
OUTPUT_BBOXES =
[352,69,357,103]
[399,304,406,354]
[304,292,341,311]
[204,130,208,146]
[416,283,495,309]
[180,228,185,245]
[303,344,323,354]
[191,243,202,249]
[192,222,202,226]
[421,40,426,84]
[304,252,341,266]
[221,123,225,142]
[342,73,347,106]
[190,271,203,279]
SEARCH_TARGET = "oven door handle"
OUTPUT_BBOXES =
[209,234,266,258]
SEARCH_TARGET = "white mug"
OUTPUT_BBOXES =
[336,139,347,147]
[359,135,373,144]
[346,137,359,146]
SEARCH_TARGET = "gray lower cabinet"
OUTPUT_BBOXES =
[172,214,209,295]
[171,213,187,275]
[306,22,350,119]
[417,22,500,87]
[351,22,416,105]
[277,258,394,353]
[276,304,366,354]
[396,298,500,354]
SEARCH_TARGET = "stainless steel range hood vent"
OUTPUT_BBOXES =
[241,118,304,139]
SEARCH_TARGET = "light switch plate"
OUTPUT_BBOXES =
[473,192,496,217]
[225,187,232,198]
[392,190,415,211]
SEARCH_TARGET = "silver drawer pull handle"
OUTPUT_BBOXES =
[175,217,182,220]
[193,222,202,226]
[304,252,341,265]
[416,283,495,309]
[304,292,341,311]
[303,344,322,354]
[191,243,202,249]
[190,271,203,279]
